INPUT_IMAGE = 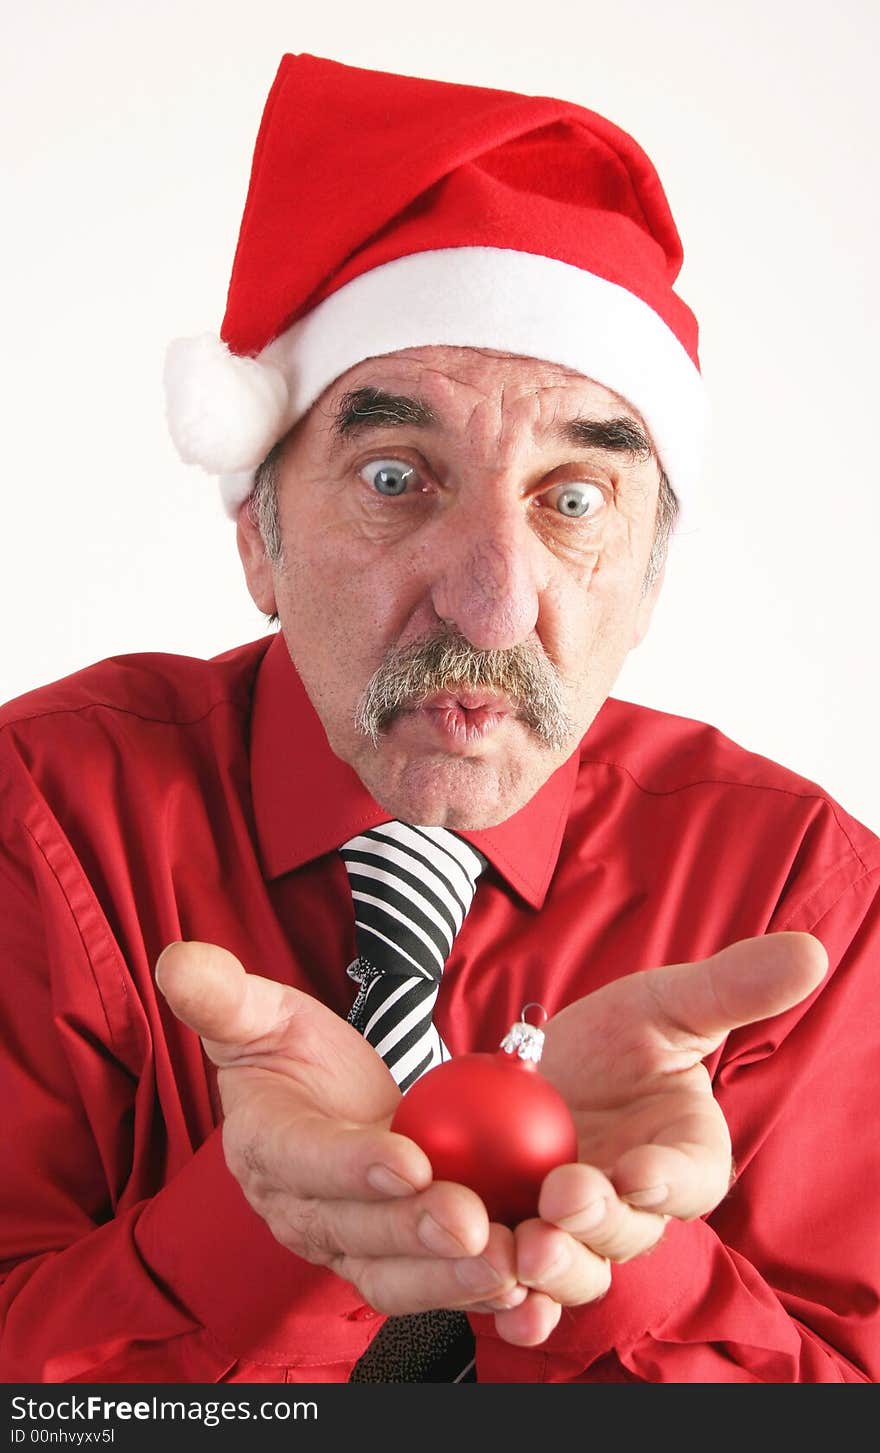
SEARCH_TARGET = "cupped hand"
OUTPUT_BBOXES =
[155,941,524,1318]
[487,931,828,1346]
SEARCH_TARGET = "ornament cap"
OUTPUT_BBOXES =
[499,1003,548,1064]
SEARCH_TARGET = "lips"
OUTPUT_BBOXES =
[391,689,517,750]
[419,689,514,714]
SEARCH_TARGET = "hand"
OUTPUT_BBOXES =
[490,931,828,1346]
[155,942,525,1320]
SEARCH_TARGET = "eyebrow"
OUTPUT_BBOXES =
[332,387,437,440]
[332,386,653,461]
[554,415,654,461]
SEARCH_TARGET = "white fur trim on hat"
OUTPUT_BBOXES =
[163,333,289,476]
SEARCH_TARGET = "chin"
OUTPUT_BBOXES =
[358,749,551,829]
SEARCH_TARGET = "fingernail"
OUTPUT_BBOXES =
[418,1213,467,1256]
[556,1198,606,1234]
[154,942,183,978]
[367,1164,418,1197]
[485,1286,528,1310]
[455,1256,503,1296]
[623,1184,668,1209]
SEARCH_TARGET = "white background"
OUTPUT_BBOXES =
[3,0,878,831]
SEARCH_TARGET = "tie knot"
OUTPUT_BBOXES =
[340,821,487,980]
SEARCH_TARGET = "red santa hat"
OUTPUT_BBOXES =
[164,54,706,519]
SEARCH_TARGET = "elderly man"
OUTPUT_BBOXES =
[0,54,876,1385]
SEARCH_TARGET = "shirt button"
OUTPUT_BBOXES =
[346,1305,378,1321]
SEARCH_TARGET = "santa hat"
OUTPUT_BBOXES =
[164,54,706,520]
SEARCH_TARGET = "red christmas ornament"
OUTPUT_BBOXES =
[390,1005,578,1227]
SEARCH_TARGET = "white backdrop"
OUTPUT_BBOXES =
[3,0,878,831]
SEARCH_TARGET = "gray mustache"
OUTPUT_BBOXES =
[354,631,574,750]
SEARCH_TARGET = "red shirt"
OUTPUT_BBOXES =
[1,632,877,1383]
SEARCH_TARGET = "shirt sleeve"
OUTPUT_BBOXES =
[474,867,880,1383]
[0,756,374,1383]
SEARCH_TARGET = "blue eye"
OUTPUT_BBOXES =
[361,459,416,496]
[546,483,605,518]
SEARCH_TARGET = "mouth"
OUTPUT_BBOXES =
[421,689,515,713]
[399,689,517,749]
[354,628,575,753]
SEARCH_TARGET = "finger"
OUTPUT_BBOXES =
[156,940,398,1118]
[344,1224,520,1315]
[611,1134,733,1221]
[268,1179,491,1262]
[647,932,827,1053]
[467,1285,530,1313]
[513,1218,611,1306]
[538,1163,668,1261]
[223,1092,434,1201]
[155,940,296,1043]
[491,1292,563,1347]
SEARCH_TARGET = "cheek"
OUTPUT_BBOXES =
[584,513,651,608]
[588,557,647,650]
[280,485,419,598]
[552,526,639,624]
[545,541,647,685]
[273,541,418,697]
[543,503,642,595]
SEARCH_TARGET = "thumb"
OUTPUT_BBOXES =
[155,939,297,1046]
[650,931,828,1050]
[156,940,403,1121]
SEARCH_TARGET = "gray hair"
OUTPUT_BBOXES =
[646,467,678,591]
[247,442,285,567]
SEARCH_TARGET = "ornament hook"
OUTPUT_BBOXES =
[520,1002,548,1028]
[500,1002,548,1063]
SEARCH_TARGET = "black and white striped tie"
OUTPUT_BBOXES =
[341,821,487,1384]
[340,821,487,1092]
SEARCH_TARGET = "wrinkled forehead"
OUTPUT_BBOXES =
[311,345,657,451]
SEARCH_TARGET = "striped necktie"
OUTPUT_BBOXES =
[340,821,487,1383]
[340,821,487,1091]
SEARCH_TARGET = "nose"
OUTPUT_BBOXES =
[429,500,543,651]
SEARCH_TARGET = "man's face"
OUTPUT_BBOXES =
[238,347,665,829]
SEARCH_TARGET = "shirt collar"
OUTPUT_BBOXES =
[250,632,578,909]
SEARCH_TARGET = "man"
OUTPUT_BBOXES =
[0,54,876,1383]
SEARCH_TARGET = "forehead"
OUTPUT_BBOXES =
[313,345,650,435]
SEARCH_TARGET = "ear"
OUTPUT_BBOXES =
[630,560,666,650]
[236,498,277,617]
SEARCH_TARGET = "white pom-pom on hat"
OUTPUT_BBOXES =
[163,333,289,477]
